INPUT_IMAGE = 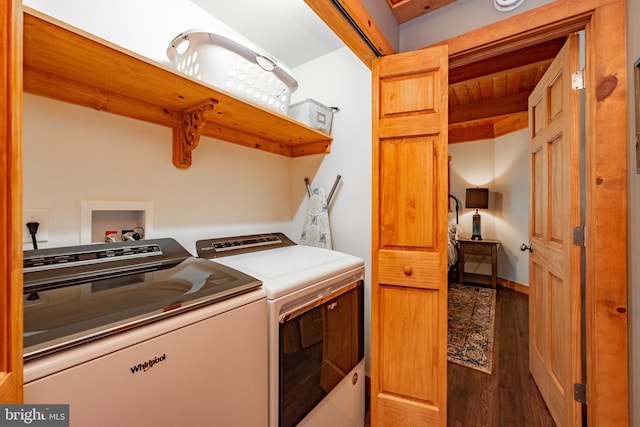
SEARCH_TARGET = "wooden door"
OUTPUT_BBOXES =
[0,0,24,404]
[528,35,581,427]
[371,46,448,426]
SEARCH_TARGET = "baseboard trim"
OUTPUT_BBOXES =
[497,277,529,295]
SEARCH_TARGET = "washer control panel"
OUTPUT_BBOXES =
[196,232,295,258]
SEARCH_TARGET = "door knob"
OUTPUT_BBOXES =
[520,243,532,252]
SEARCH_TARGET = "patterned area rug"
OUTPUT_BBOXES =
[448,283,497,374]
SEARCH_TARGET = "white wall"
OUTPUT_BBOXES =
[290,47,373,373]
[494,130,530,284]
[449,139,496,239]
[23,94,295,253]
[627,0,639,423]
[361,0,400,51]
[448,129,530,286]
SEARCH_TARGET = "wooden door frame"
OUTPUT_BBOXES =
[311,0,628,424]
[430,2,629,425]
[0,0,24,403]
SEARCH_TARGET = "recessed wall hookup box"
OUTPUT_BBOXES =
[81,201,153,244]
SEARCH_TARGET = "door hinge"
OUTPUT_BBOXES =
[573,226,585,247]
[574,383,587,404]
[572,69,585,90]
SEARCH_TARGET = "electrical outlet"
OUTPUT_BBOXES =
[23,208,49,244]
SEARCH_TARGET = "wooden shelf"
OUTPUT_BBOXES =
[22,8,332,167]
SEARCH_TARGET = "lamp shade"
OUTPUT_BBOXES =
[465,188,489,209]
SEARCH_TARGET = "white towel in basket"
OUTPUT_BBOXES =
[300,187,332,250]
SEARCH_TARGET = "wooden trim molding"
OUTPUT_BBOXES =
[434,0,594,67]
[583,2,629,426]
[304,0,395,68]
[497,277,529,295]
[0,0,24,403]
[337,0,395,56]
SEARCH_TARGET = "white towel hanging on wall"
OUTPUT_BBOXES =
[300,187,332,250]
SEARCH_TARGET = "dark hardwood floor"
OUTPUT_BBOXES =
[365,287,556,426]
[447,286,555,427]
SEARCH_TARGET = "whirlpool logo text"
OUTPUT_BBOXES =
[130,353,166,374]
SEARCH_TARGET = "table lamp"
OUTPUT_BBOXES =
[465,188,489,240]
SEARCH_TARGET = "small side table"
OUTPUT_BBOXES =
[457,238,500,288]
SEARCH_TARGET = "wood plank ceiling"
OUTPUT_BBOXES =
[384,0,457,23]
[382,0,565,143]
[448,37,565,143]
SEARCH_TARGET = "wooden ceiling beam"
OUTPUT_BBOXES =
[449,91,529,124]
[449,37,565,83]
[448,122,494,144]
[494,111,528,137]
[448,111,528,143]
[449,59,553,91]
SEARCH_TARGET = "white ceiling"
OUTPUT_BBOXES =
[23,0,347,68]
[189,0,345,68]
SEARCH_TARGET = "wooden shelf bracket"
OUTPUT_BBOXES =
[173,98,217,168]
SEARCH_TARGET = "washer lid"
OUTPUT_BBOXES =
[210,245,363,299]
[23,256,262,360]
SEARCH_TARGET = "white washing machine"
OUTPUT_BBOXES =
[23,238,268,427]
[196,233,365,427]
